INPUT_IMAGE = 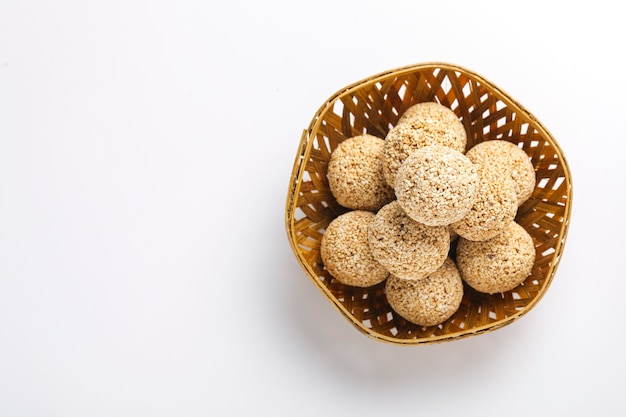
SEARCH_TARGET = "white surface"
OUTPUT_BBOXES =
[1,1,624,416]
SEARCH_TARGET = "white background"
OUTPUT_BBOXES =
[1,1,624,416]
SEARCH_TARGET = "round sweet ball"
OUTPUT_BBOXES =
[383,102,467,186]
[385,258,464,327]
[465,140,536,206]
[450,169,518,241]
[395,144,479,227]
[321,210,389,287]
[456,221,536,294]
[368,201,449,280]
[327,134,395,211]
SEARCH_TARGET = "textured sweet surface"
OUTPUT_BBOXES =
[456,221,536,294]
[466,140,536,206]
[383,102,467,186]
[327,134,395,211]
[450,168,518,241]
[320,210,389,287]
[385,258,464,327]
[395,144,479,226]
[368,201,449,280]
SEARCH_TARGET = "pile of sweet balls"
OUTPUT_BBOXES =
[320,102,537,327]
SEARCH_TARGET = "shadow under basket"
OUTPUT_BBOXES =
[285,62,573,345]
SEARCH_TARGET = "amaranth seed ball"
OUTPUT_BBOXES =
[395,144,479,227]
[385,258,464,327]
[327,134,395,211]
[383,102,467,187]
[368,201,449,280]
[321,210,389,287]
[450,168,518,241]
[466,140,536,206]
[456,221,536,294]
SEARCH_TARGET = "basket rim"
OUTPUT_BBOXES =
[285,61,573,345]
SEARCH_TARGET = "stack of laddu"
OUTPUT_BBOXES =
[321,102,536,327]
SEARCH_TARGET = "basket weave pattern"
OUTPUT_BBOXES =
[285,63,572,345]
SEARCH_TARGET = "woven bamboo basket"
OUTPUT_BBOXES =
[285,62,572,345]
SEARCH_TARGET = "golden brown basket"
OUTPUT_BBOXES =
[285,62,572,345]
